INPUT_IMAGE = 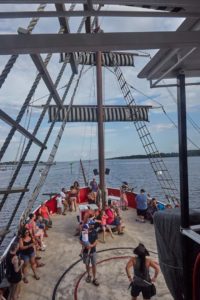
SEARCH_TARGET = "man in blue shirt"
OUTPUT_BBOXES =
[135,189,147,223]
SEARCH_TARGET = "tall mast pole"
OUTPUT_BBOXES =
[96,25,106,207]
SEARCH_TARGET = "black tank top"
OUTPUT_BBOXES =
[134,257,151,282]
[6,253,22,283]
[20,238,34,256]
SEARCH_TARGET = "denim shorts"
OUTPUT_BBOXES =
[111,217,120,226]
[20,251,35,262]
[83,252,97,266]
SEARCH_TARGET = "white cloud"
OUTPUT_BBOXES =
[149,123,174,133]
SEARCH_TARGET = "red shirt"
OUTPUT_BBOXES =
[105,208,114,225]
[39,206,49,219]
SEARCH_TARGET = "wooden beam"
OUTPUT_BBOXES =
[0,0,199,8]
[0,31,200,54]
[0,10,200,19]
[0,187,29,194]
[0,109,47,148]
[30,54,63,108]
[55,3,78,74]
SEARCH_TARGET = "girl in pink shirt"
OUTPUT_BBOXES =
[100,210,114,243]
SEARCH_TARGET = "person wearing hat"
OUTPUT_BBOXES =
[80,221,99,286]
[126,243,159,300]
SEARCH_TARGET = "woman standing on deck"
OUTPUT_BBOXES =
[73,181,80,204]
[6,242,23,300]
[69,185,78,211]
[19,229,40,282]
[126,243,159,300]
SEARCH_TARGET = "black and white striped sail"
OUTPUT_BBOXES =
[48,105,151,123]
[61,52,135,67]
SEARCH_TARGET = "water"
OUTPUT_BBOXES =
[0,156,200,252]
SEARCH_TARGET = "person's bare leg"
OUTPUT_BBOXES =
[86,264,90,276]
[102,227,106,242]
[30,257,40,279]
[22,261,29,282]
[8,283,16,300]
[107,225,114,238]
[74,199,77,211]
[14,283,21,300]
[91,264,96,280]
[117,224,122,233]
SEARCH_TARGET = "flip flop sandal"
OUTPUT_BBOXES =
[92,279,99,286]
[37,263,45,268]
[34,275,40,280]
[23,277,29,284]
[86,275,91,283]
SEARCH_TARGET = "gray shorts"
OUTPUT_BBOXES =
[82,252,97,266]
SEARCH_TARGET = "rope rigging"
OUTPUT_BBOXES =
[165,83,200,136]
[28,65,95,107]
[23,65,85,219]
[127,81,200,150]
[20,8,103,221]
[0,4,47,90]
[108,52,179,205]
[0,3,95,242]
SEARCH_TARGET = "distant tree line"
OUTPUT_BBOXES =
[0,160,45,165]
[108,149,200,160]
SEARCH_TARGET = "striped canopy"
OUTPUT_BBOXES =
[61,52,135,67]
[48,105,151,123]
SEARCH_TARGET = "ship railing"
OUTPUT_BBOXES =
[0,201,46,284]
[0,236,16,286]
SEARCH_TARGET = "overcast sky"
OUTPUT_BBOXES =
[0,4,200,162]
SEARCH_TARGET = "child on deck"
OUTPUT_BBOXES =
[101,209,114,243]
[120,184,129,210]
[79,224,91,258]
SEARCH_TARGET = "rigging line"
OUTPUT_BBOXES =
[0,4,47,90]
[3,7,102,226]
[136,50,152,58]
[19,106,33,161]
[28,65,94,105]
[87,66,96,183]
[126,81,200,150]
[106,66,162,107]
[165,83,200,134]
[187,115,200,134]
[69,68,96,183]
[9,105,34,180]
[15,109,29,162]
[0,9,91,242]
[0,61,69,214]
[79,66,94,175]
[23,65,86,218]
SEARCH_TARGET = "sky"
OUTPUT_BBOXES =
[0,4,200,162]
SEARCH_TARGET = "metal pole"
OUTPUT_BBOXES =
[96,50,105,207]
[177,73,189,227]
[177,72,191,300]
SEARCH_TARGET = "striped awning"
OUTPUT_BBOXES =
[48,105,151,123]
[61,52,135,67]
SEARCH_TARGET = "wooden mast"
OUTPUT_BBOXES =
[96,27,106,207]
